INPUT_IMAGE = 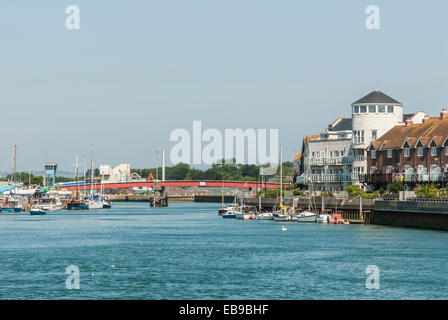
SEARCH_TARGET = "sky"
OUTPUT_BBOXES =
[0,0,447,174]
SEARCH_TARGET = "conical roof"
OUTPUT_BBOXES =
[352,90,402,105]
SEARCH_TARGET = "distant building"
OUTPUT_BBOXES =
[367,109,447,188]
[100,163,131,183]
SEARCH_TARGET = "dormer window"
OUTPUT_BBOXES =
[418,147,424,156]
[431,147,437,156]
[404,148,410,157]
[371,150,376,159]
[387,150,392,158]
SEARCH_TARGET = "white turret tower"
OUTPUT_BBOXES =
[350,90,403,183]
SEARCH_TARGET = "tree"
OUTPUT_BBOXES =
[345,185,364,198]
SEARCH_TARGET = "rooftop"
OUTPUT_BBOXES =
[352,90,402,105]
[370,115,448,149]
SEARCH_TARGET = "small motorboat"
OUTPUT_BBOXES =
[30,205,46,215]
[222,211,236,218]
[296,211,317,223]
[234,205,257,220]
[256,212,274,220]
[316,214,331,224]
[330,213,345,224]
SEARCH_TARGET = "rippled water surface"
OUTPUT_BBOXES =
[1,202,448,299]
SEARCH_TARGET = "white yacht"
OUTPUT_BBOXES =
[316,214,331,224]
[234,205,257,220]
[256,212,273,220]
[296,211,317,222]
[38,197,63,212]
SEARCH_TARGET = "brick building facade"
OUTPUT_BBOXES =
[367,109,448,187]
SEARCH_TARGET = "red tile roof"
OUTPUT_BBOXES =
[371,117,448,149]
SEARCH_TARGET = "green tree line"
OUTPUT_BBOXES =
[131,160,294,182]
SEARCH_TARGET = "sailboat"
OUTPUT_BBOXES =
[272,144,293,222]
[67,155,88,210]
[86,146,103,210]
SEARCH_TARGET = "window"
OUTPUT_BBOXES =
[371,150,376,159]
[360,105,367,113]
[404,148,410,157]
[387,105,394,113]
[335,151,339,157]
[418,147,424,156]
[404,165,411,172]
[370,166,377,173]
[378,105,386,113]
[431,147,437,156]
[387,150,392,158]
[431,165,438,172]
[354,106,359,113]
[312,152,315,158]
[369,105,376,113]
[386,166,393,174]
[354,130,365,144]
[371,130,377,141]
[446,146,448,155]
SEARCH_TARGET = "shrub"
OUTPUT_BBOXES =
[344,185,364,198]
[387,180,404,193]
[414,184,439,198]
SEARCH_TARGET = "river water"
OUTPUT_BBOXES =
[0,202,447,299]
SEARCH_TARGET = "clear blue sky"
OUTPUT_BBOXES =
[0,0,447,174]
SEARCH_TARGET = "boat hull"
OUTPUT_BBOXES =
[67,203,88,210]
[30,210,46,215]
[222,214,236,218]
[273,215,291,222]
[2,208,22,213]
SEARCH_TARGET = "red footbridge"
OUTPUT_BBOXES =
[60,180,285,191]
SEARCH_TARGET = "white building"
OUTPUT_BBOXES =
[350,90,404,182]
[297,117,353,192]
[100,163,131,183]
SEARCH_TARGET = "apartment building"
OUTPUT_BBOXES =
[297,117,353,192]
[367,109,448,188]
[296,89,425,191]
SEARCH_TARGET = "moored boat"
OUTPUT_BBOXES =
[256,212,273,220]
[296,210,317,222]
[316,214,331,224]
[67,199,88,210]
[234,205,257,220]
[30,205,46,215]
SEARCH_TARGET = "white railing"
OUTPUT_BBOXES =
[298,173,353,184]
[308,156,354,166]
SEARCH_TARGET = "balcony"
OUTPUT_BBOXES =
[366,172,445,184]
[308,156,354,166]
[297,173,353,184]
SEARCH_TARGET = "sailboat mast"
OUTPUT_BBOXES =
[90,145,94,196]
[280,143,283,204]
[11,144,17,184]
[75,155,79,200]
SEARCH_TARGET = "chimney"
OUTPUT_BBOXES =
[441,108,448,120]
[405,119,413,127]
